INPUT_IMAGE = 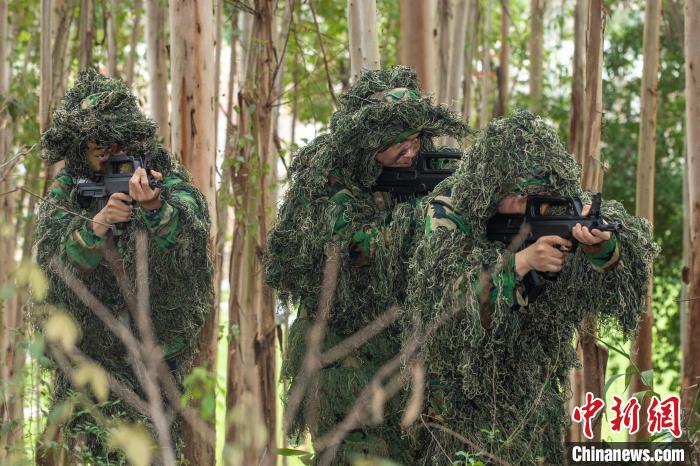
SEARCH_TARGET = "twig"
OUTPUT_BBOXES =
[423,419,513,466]
[0,143,36,181]
[319,306,401,367]
[4,186,112,227]
[307,0,337,107]
[313,265,501,464]
[133,231,177,466]
[270,0,295,91]
[282,242,341,437]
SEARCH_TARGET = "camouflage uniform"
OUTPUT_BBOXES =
[402,111,657,465]
[35,70,211,460]
[265,67,470,465]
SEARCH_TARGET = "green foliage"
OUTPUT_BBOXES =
[182,367,219,423]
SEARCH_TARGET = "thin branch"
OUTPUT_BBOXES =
[307,0,337,107]
[423,419,513,466]
[319,306,401,367]
[2,186,112,227]
[282,242,341,436]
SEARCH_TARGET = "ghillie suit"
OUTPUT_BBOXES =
[35,69,212,459]
[265,66,469,464]
[402,111,658,465]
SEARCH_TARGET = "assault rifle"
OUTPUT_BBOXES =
[77,153,163,234]
[486,193,622,297]
[372,149,462,202]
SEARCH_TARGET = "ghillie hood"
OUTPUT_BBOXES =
[266,66,471,318]
[444,110,583,235]
[42,68,172,178]
[403,111,659,464]
[292,66,470,194]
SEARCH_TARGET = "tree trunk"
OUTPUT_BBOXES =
[399,0,437,93]
[214,0,222,145]
[445,0,468,112]
[570,0,587,163]
[578,0,608,442]
[628,0,661,441]
[495,0,509,117]
[169,0,217,464]
[529,0,545,114]
[348,0,380,83]
[436,0,452,103]
[0,0,22,458]
[462,0,477,123]
[107,0,118,76]
[77,0,94,70]
[225,2,279,464]
[478,0,491,128]
[146,0,170,148]
[126,0,143,87]
[682,0,700,426]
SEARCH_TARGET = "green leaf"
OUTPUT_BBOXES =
[278,448,311,457]
[624,364,636,391]
[640,369,654,387]
[604,373,624,397]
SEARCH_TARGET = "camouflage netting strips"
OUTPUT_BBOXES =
[264,66,469,463]
[35,69,212,459]
[402,111,659,465]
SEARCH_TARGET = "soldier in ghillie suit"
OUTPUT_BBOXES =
[35,69,211,459]
[265,66,469,464]
[402,111,658,465]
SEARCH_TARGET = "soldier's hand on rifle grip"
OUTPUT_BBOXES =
[91,192,133,237]
[129,167,162,211]
[574,204,612,255]
[515,235,572,276]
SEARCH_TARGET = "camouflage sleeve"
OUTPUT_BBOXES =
[583,237,620,272]
[65,222,106,270]
[43,173,106,271]
[427,195,527,311]
[328,180,383,267]
[138,175,201,250]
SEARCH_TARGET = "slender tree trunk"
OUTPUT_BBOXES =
[0,0,22,458]
[462,0,477,123]
[445,0,467,112]
[570,0,587,163]
[567,0,587,443]
[146,0,170,148]
[170,0,217,464]
[682,0,700,425]
[529,0,546,114]
[107,0,118,76]
[77,0,94,69]
[348,0,380,82]
[214,0,222,145]
[126,0,142,87]
[495,0,509,117]
[628,0,661,441]
[436,0,452,103]
[578,0,608,442]
[399,0,437,93]
[479,0,491,128]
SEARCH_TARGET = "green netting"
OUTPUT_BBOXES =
[401,110,659,465]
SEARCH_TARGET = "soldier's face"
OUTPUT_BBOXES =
[375,133,420,168]
[498,192,528,214]
[86,141,120,173]
[497,193,551,215]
